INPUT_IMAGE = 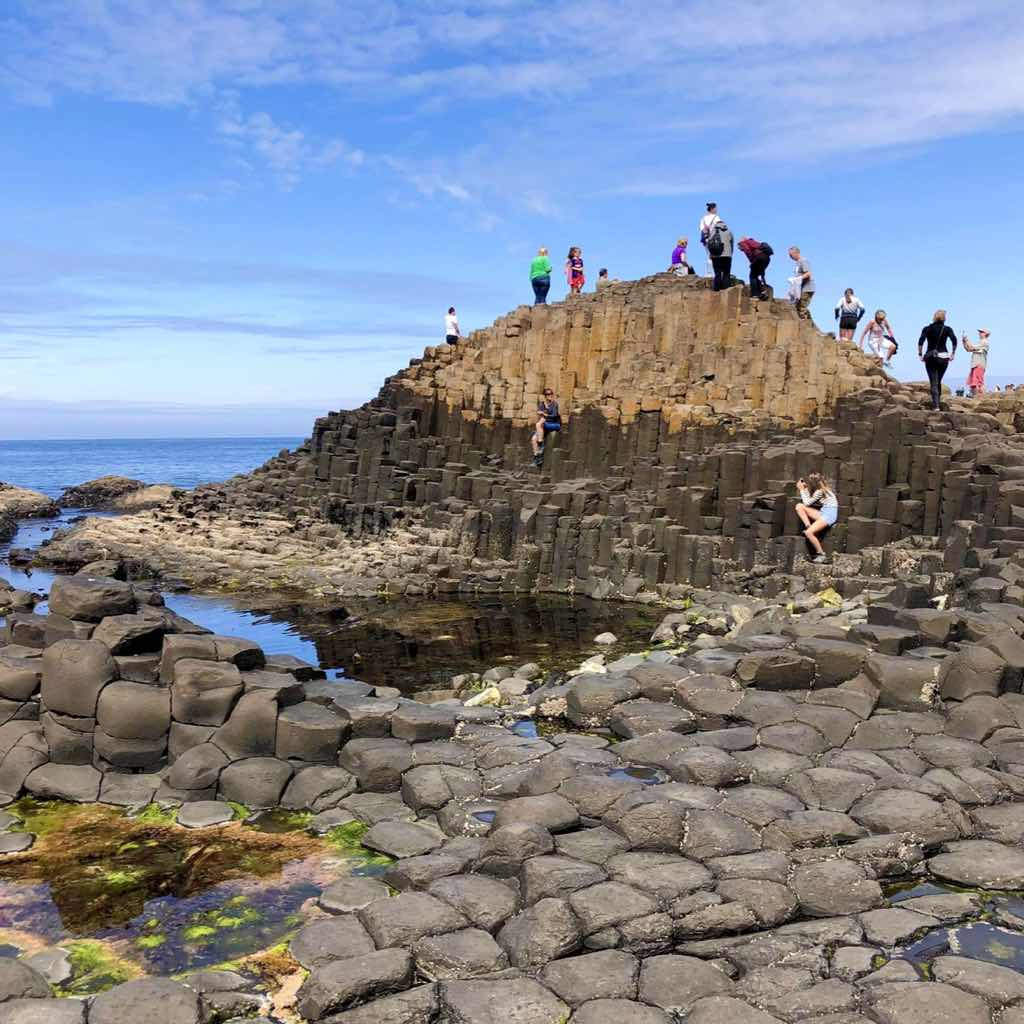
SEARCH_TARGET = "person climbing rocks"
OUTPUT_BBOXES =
[707,220,734,292]
[444,306,460,345]
[738,237,772,299]
[565,247,585,295]
[834,288,865,342]
[788,247,815,319]
[530,247,553,305]
[670,237,690,276]
[531,388,561,467]
[795,472,839,564]
[860,309,898,366]
[963,329,991,396]
[699,202,721,274]
[918,309,958,411]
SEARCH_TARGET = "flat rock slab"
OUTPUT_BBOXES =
[89,978,201,1024]
[176,801,235,828]
[0,1000,88,1024]
[290,915,376,970]
[439,978,569,1024]
[571,999,672,1024]
[359,892,468,949]
[864,981,991,1024]
[362,820,443,859]
[0,831,33,854]
[928,839,1024,889]
[318,877,391,915]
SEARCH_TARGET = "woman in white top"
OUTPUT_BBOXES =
[795,472,839,564]
[445,307,460,345]
[833,288,865,342]
[859,309,897,366]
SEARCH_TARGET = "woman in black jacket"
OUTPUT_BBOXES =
[918,309,958,411]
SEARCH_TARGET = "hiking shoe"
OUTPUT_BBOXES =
[532,453,544,468]
[812,554,828,565]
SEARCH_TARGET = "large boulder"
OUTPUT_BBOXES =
[24,763,102,803]
[276,701,346,763]
[48,575,136,622]
[88,977,202,1024]
[40,639,117,717]
[864,653,940,710]
[58,476,146,509]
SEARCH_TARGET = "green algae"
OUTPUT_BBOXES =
[324,820,369,851]
[182,925,218,943]
[7,798,82,837]
[245,808,312,833]
[135,933,166,950]
[63,940,141,995]
[133,803,178,826]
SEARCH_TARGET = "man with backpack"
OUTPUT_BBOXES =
[705,219,734,291]
[738,237,773,299]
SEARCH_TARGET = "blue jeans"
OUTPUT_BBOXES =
[532,275,550,304]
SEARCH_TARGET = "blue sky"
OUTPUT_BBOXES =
[1,1,1022,439]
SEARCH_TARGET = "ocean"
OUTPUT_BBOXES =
[0,436,304,499]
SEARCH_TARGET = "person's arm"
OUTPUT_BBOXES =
[858,322,871,347]
[834,301,841,320]
[961,333,976,353]
[918,326,929,359]
[948,327,958,358]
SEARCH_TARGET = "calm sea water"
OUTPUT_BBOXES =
[0,436,304,499]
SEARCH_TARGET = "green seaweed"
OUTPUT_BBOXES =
[324,820,370,852]
[63,940,141,995]
[7,798,80,837]
[133,803,178,826]
[135,933,166,950]
[182,924,218,943]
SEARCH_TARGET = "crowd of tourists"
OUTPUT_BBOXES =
[443,201,997,558]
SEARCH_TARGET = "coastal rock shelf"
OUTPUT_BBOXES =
[3,567,1024,1021]
[26,272,1024,605]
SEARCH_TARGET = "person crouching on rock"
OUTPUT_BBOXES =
[531,389,561,467]
[795,473,839,564]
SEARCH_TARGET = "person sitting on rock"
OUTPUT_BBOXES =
[670,237,690,276]
[795,472,839,564]
[531,388,561,467]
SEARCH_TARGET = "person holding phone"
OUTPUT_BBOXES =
[795,472,839,564]
[917,310,958,411]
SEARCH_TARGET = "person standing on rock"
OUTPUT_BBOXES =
[788,247,815,319]
[530,247,553,305]
[531,388,562,466]
[707,220,734,292]
[918,309,958,411]
[795,473,839,564]
[444,307,460,345]
[834,288,865,342]
[738,237,772,299]
[565,247,585,295]
[699,202,721,274]
[860,309,898,366]
[962,328,991,396]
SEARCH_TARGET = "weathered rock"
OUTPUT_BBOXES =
[276,701,345,763]
[362,820,443,859]
[23,763,101,803]
[339,738,414,792]
[358,892,468,949]
[176,801,234,828]
[428,875,520,933]
[319,877,391,915]
[0,959,51,1002]
[863,981,991,1024]
[281,765,357,812]
[0,998,87,1023]
[89,978,200,1024]
[166,742,230,791]
[171,659,243,726]
[412,928,508,980]
[438,978,568,1024]
[296,948,413,1020]
[791,860,883,916]
[928,839,1024,889]
[96,680,170,739]
[217,757,293,808]
[48,575,136,623]
[540,950,639,1005]
[40,639,117,717]
[497,897,582,969]
[290,915,376,970]
[638,955,734,1014]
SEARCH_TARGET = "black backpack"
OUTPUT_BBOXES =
[707,223,725,257]
[760,242,774,258]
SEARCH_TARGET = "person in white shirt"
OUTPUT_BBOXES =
[795,472,839,564]
[445,307,460,345]
[833,288,865,342]
[963,328,991,396]
[860,309,898,366]
[699,202,721,273]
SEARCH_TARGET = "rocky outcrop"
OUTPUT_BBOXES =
[0,483,58,520]
[58,476,147,509]
[111,484,177,511]
[25,275,1024,605]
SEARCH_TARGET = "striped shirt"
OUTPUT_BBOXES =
[800,487,839,512]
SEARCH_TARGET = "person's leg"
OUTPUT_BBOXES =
[749,263,760,297]
[796,291,814,319]
[712,257,727,291]
[925,356,942,410]
[804,516,829,556]
[795,502,813,528]
[531,418,545,455]
[532,278,543,305]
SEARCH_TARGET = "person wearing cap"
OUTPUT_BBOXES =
[962,329,991,396]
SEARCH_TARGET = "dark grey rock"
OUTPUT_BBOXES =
[319,877,390,915]
[358,892,468,949]
[362,820,443,859]
[276,701,345,763]
[567,881,660,935]
[40,639,117,717]
[309,984,435,1024]
[609,700,696,739]
[427,874,519,933]
[931,954,1024,1007]
[928,839,1024,889]
[91,614,165,655]
[89,978,200,1024]
[96,680,170,740]
[791,860,883,916]
[849,788,957,842]
[497,898,584,970]
[571,999,671,1024]
[412,927,508,980]
[171,659,243,726]
[0,832,34,853]
[606,851,712,900]
[93,728,166,769]
[438,978,568,1024]
[166,743,230,792]
[296,948,413,1021]
[212,690,278,759]
[177,801,234,828]
[281,765,357,812]
[391,701,457,742]
[217,757,293,808]
[520,855,606,905]
[540,950,638,1006]
[681,810,761,860]
[48,575,135,622]
[638,955,734,1014]
[491,793,579,832]
[23,763,101,803]
[0,1000,87,1023]
[567,675,642,728]
[863,981,990,1024]
[290,914,376,970]
[339,738,414,792]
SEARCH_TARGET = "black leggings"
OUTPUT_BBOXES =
[924,354,948,410]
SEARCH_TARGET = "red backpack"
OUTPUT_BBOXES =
[738,237,761,261]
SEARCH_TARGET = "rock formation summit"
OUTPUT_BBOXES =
[30,273,1024,600]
